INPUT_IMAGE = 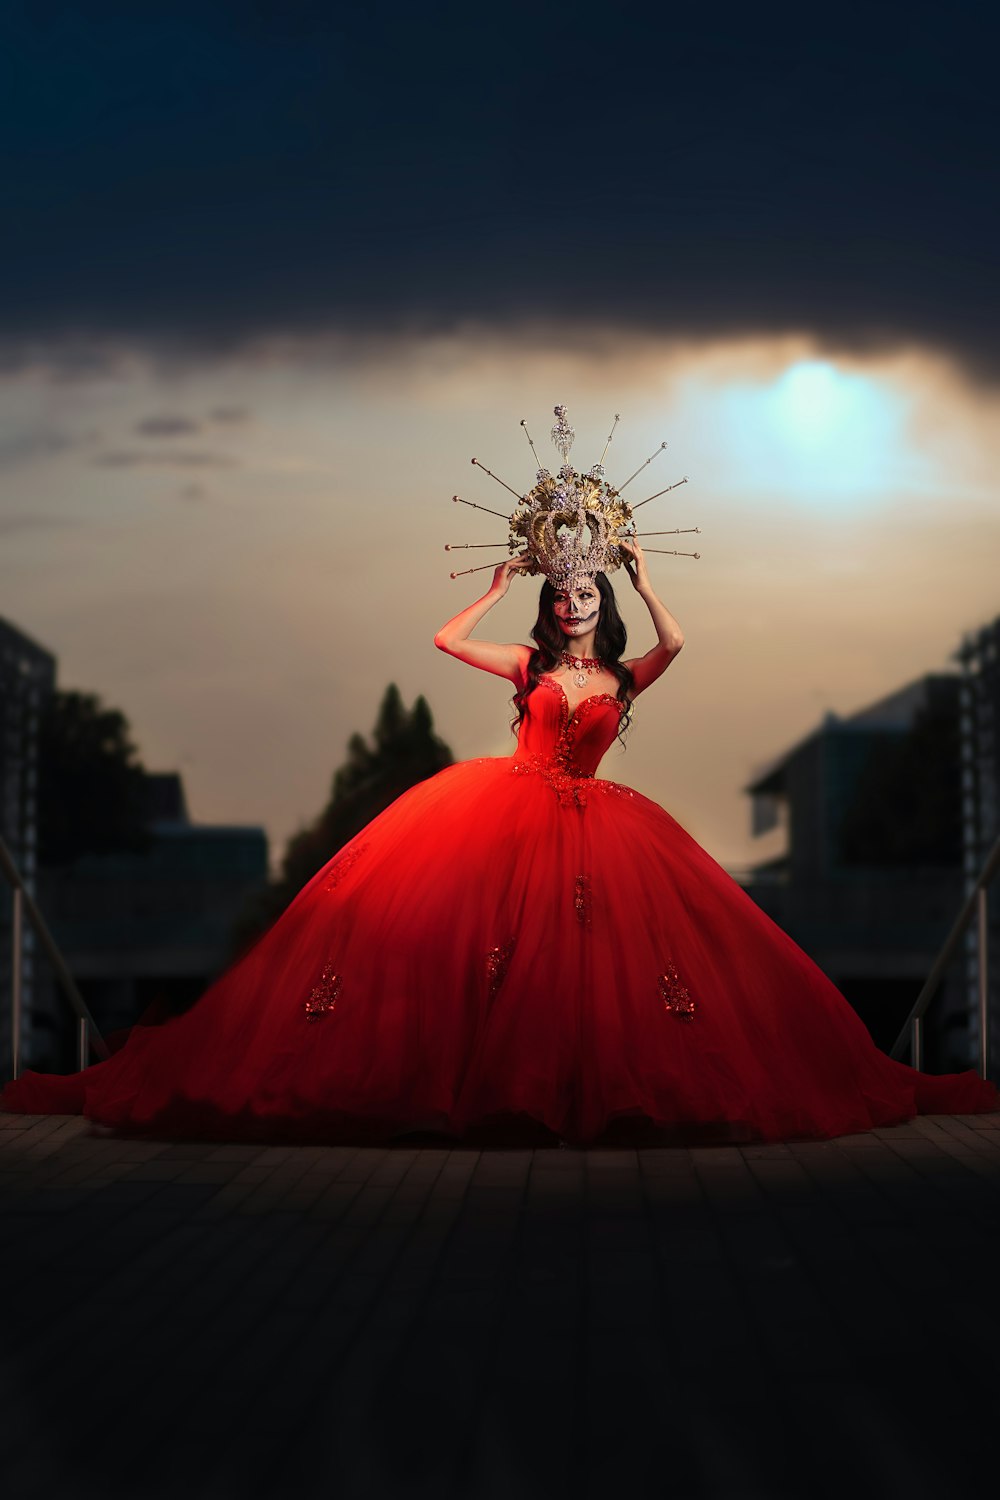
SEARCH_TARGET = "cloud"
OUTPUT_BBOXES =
[177,483,207,502]
[93,449,236,469]
[209,405,250,424]
[135,415,201,437]
[0,512,81,536]
[0,6,997,385]
[0,426,95,469]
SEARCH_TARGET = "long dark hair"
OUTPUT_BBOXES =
[512,573,634,744]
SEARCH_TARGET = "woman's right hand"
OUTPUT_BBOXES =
[491,553,534,595]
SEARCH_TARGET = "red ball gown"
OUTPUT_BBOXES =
[3,674,998,1143]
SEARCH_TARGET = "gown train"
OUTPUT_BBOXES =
[3,675,997,1144]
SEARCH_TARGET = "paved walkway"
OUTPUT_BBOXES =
[2,1111,999,1500]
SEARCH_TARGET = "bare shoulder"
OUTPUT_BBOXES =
[508,643,534,688]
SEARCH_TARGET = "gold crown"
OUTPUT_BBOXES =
[447,405,699,586]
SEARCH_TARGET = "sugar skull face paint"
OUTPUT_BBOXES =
[552,580,600,638]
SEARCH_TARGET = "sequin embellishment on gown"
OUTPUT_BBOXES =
[659,962,695,1021]
[304,965,342,1020]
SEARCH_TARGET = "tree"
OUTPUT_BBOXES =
[233,684,453,946]
[38,691,152,866]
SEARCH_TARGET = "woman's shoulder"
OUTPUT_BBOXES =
[510,644,536,689]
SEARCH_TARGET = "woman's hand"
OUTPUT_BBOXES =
[491,553,535,596]
[619,537,651,594]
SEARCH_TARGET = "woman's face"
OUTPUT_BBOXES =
[552,579,601,640]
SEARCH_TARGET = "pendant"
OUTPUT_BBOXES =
[575,672,587,688]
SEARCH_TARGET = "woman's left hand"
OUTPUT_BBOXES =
[619,537,650,593]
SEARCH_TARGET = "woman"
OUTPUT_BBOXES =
[3,540,997,1144]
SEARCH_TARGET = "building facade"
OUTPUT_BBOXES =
[1,613,270,1076]
[956,616,1000,1077]
[743,674,970,1070]
[0,617,57,1077]
[37,771,269,1070]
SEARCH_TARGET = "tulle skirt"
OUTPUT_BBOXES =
[3,755,997,1143]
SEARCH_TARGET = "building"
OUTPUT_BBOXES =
[743,673,969,1069]
[0,617,57,1077]
[956,615,1000,1077]
[35,771,269,1070]
[0,613,270,1075]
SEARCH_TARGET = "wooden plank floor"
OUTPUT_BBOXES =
[2,1111,999,1499]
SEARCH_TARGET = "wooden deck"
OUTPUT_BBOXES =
[2,1111,999,1499]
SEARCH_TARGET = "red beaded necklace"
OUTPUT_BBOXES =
[561,650,604,688]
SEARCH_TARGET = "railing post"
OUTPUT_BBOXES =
[77,1017,89,1072]
[890,833,1000,1063]
[977,886,989,1079]
[0,833,110,1065]
[911,1013,923,1071]
[11,886,23,1080]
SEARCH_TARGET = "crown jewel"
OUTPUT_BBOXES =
[550,405,575,462]
[446,405,700,584]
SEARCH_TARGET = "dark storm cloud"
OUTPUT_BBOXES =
[2,2,998,379]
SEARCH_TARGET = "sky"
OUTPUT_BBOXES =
[2,1,999,874]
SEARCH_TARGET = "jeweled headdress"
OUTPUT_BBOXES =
[447,405,699,589]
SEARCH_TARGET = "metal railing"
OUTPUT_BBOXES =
[1,833,110,1080]
[890,832,1000,1076]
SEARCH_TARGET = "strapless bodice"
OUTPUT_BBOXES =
[513,675,627,782]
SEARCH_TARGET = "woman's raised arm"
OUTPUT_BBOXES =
[619,539,685,695]
[433,556,535,684]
